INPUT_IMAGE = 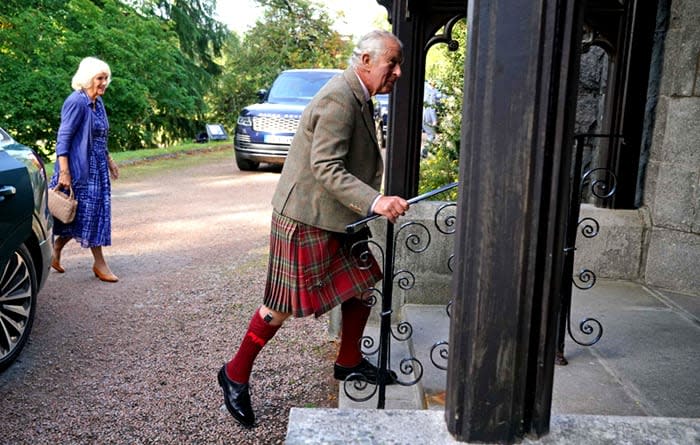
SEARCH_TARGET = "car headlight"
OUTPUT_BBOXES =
[237,116,252,126]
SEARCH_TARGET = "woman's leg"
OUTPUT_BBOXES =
[51,236,72,273]
[225,305,291,384]
[91,246,118,282]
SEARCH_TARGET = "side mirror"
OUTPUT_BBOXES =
[256,89,268,102]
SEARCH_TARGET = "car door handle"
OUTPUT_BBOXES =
[0,185,17,203]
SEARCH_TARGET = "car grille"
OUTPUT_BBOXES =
[253,116,300,133]
[235,133,251,148]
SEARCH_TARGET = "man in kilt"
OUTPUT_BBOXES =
[218,30,409,428]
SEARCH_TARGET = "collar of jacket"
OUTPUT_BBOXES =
[342,68,379,148]
[343,68,371,108]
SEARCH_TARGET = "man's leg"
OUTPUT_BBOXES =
[225,306,288,383]
[219,305,289,427]
[335,297,371,367]
[333,297,398,385]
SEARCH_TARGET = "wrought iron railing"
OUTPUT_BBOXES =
[341,133,618,404]
[555,133,622,364]
[344,182,459,408]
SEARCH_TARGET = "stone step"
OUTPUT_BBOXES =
[402,304,450,410]
[337,324,424,410]
[320,280,700,444]
[338,304,452,411]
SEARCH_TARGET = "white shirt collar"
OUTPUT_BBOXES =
[353,69,371,102]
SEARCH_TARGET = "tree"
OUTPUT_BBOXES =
[0,1,73,153]
[131,0,227,74]
[0,0,353,154]
[206,0,352,130]
[419,19,466,199]
[0,0,222,154]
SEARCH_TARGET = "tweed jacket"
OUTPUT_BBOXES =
[271,68,383,233]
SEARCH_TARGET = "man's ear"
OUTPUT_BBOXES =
[361,52,372,70]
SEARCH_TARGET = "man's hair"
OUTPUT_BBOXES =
[350,30,402,68]
[71,57,112,91]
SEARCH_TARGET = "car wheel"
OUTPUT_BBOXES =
[235,154,260,171]
[0,243,37,372]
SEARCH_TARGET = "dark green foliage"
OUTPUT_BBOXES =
[0,0,220,155]
[0,0,351,156]
[206,0,352,130]
[140,0,227,75]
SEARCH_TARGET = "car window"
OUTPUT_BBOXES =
[267,71,338,104]
[376,94,389,106]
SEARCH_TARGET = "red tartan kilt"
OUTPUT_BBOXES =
[263,212,383,317]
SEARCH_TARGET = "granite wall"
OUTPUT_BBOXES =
[642,0,699,295]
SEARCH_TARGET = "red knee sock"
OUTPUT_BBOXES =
[335,297,371,367]
[226,308,280,383]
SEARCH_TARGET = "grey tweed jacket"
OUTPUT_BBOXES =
[271,68,383,233]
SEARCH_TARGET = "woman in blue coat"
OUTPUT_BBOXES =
[50,57,120,282]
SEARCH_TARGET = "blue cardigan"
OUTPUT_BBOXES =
[55,90,108,186]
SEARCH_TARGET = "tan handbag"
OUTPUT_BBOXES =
[48,186,77,223]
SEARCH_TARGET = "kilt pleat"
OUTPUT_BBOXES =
[263,212,383,317]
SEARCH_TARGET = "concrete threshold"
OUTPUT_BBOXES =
[286,409,700,444]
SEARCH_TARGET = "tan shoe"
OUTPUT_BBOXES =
[92,266,118,283]
[51,257,65,273]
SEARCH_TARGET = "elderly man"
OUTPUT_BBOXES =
[218,30,409,428]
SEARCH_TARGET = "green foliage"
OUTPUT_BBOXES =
[206,0,353,130]
[1,0,352,156]
[419,19,466,200]
[0,0,220,156]
[0,2,70,154]
[136,0,227,74]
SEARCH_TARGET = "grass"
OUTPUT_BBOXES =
[45,140,232,178]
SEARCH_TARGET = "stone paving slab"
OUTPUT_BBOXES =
[566,280,700,417]
[316,280,700,443]
[402,304,449,409]
[286,409,700,444]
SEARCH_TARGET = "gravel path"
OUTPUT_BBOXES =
[0,150,338,444]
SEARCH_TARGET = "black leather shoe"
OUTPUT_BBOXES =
[218,366,255,427]
[334,358,398,385]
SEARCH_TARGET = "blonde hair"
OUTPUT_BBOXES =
[71,57,111,91]
[350,30,403,68]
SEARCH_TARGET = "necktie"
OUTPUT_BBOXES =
[366,99,374,117]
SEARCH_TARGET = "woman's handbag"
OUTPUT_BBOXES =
[48,186,77,223]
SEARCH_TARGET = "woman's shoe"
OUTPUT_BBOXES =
[51,257,65,273]
[93,266,118,283]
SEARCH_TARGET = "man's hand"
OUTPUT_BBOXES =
[373,195,409,224]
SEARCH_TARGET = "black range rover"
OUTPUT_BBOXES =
[233,68,341,171]
[0,127,52,372]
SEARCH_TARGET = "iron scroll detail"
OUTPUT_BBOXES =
[343,182,458,407]
[556,134,621,365]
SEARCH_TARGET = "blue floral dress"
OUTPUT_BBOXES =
[49,98,112,248]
